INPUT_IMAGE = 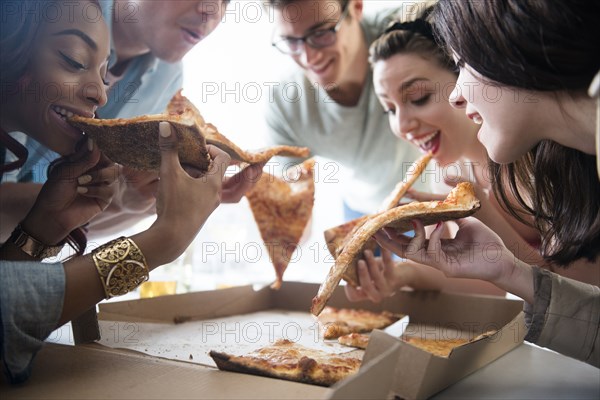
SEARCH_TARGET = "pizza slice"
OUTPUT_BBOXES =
[209,339,361,387]
[323,152,433,287]
[69,111,211,172]
[167,90,311,163]
[312,182,481,316]
[323,216,374,287]
[69,91,310,170]
[339,331,498,355]
[246,158,315,289]
[338,333,370,350]
[317,307,403,339]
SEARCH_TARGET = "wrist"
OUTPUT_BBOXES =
[5,224,65,260]
[492,258,535,303]
[21,213,68,246]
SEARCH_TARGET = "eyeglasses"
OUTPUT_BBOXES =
[272,5,349,55]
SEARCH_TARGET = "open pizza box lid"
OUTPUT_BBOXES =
[1,282,524,399]
[361,292,526,400]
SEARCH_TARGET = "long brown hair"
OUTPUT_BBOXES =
[433,0,600,265]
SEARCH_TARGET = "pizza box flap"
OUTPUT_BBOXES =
[327,341,401,400]
[362,311,527,400]
[98,284,272,323]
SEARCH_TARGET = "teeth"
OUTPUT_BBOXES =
[472,115,483,125]
[52,106,82,118]
[411,131,439,147]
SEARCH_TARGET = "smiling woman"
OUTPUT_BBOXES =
[1,0,110,156]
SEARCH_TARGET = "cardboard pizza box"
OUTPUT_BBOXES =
[93,282,524,399]
[1,282,524,399]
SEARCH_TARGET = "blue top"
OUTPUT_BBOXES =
[0,261,65,384]
[3,0,183,183]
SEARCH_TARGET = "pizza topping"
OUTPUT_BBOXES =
[246,159,315,289]
[338,333,370,350]
[318,307,403,339]
[209,339,361,387]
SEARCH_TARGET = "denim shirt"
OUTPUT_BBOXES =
[0,261,65,383]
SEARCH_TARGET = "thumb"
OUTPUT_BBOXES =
[158,122,180,173]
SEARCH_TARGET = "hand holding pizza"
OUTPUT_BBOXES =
[374,217,535,303]
[344,249,406,303]
[150,122,230,263]
[20,139,119,246]
[220,162,266,203]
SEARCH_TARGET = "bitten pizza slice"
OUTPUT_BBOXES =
[312,182,481,315]
[246,159,315,289]
[209,339,361,387]
[69,91,310,170]
[323,152,433,287]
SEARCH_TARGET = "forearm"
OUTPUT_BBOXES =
[493,258,535,303]
[59,225,183,325]
[405,261,506,296]
[0,183,41,242]
[475,207,543,265]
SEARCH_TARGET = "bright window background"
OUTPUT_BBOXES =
[131,1,397,293]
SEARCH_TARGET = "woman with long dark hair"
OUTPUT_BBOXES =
[375,0,599,366]
[0,0,231,383]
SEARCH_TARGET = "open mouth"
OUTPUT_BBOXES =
[50,105,91,139]
[411,131,441,153]
[468,113,483,125]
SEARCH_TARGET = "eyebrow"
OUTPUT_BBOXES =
[53,29,97,50]
[400,78,428,92]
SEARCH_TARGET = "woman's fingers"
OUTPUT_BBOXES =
[356,260,382,303]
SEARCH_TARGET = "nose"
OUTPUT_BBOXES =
[82,76,108,109]
[298,44,321,68]
[395,108,419,138]
[449,82,467,109]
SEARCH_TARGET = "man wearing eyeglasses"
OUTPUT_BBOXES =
[264,0,425,219]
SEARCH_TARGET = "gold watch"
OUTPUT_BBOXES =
[8,224,64,259]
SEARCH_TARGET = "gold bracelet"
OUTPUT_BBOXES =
[92,237,149,299]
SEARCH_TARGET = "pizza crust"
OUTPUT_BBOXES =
[209,339,361,387]
[324,152,433,287]
[312,182,481,316]
[69,90,310,170]
[167,91,311,163]
[69,112,211,172]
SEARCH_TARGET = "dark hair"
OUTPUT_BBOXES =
[369,3,454,73]
[265,0,350,11]
[0,0,100,256]
[433,0,600,265]
[1,0,101,91]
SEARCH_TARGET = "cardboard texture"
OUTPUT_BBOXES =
[94,282,524,399]
[2,282,524,399]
